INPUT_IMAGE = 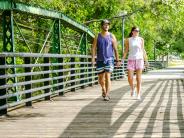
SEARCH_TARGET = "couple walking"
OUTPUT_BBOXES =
[92,19,149,101]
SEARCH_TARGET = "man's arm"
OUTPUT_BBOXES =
[92,36,97,65]
[111,34,120,62]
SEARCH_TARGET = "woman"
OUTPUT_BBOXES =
[122,26,148,100]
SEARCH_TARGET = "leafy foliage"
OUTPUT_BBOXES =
[4,0,184,59]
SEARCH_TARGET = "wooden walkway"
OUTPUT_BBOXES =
[0,65,184,138]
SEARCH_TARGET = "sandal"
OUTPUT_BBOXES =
[102,90,106,98]
[106,93,110,99]
[102,92,106,98]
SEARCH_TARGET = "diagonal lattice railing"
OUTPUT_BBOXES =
[0,52,124,115]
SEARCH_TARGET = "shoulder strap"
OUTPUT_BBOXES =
[97,33,100,39]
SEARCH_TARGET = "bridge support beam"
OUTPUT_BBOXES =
[2,10,18,101]
[79,33,87,55]
[51,19,61,91]
[52,19,61,54]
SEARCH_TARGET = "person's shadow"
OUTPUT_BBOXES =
[59,80,161,138]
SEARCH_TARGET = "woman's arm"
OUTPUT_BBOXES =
[122,38,129,60]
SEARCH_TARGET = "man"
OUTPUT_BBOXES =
[92,19,120,101]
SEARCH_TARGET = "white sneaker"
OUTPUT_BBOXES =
[131,89,136,97]
[137,94,141,100]
[104,96,110,101]
[133,89,136,97]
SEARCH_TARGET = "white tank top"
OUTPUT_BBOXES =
[128,36,143,60]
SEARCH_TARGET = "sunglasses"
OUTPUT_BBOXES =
[133,30,139,32]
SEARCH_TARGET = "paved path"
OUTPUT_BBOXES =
[0,65,183,138]
[142,65,184,80]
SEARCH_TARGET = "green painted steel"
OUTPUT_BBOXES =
[79,33,88,55]
[0,52,127,113]
[0,1,11,10]
[85,33,88,55]
[51,20,61,90]
[2,11,15,52]
[0,1,95,38]
[52,20,61,54]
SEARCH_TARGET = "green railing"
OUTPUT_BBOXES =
[0,52,166,115]
[0,52,123,115]
[0,0,96,116]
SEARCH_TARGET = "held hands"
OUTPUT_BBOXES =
[92,58,96,66]
[115,60,121,67]
[121,58,124,64]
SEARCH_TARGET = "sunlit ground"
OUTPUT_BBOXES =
[168,60,184,66]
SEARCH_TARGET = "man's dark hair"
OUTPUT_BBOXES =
[101,19,110,26]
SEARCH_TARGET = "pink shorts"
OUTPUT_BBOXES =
[127,59,144,71]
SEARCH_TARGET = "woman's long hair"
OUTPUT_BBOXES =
[128,26,139,37]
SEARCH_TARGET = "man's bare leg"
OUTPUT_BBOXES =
[105,72,111,97]
[98,73,106,97]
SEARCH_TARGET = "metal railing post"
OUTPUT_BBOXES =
[80,58,85,88]
[44,57,50,100]
[88,57,93,86]
[70,57,75,91]
[58,57,64,95]
[0,56,7,115]
[24,57,32,106]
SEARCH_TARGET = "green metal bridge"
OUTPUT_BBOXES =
[0,0,166,116]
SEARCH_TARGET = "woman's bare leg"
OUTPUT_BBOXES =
[135,69,142,96]
[128,70,135,95]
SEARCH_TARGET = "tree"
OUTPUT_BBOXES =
[11,0,184,59]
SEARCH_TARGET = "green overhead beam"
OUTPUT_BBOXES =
[15,3,61,18]
[0,1,95,38]
[0,1,11,10]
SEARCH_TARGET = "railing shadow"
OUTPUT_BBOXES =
[59,85,129,137]
[59,80,160,137]
[143,80,168,138]
[125,80,167,138]
[176,80,184,138]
